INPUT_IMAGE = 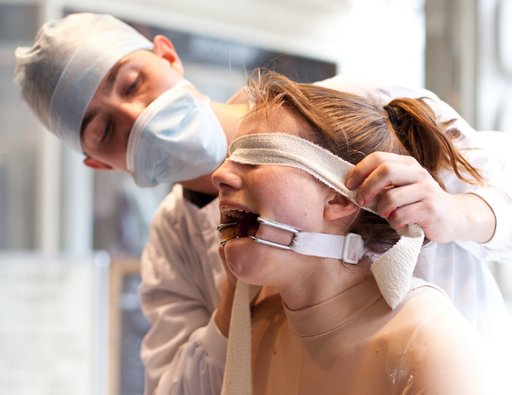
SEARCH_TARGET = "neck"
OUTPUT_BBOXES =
[278,256,373,311]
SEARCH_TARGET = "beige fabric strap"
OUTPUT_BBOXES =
[221,280,252,395]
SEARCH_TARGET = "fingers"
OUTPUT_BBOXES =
[387,203,423,231]
[376,180,445,218]
[384,194,449,242]
[346,152,417,190]
[386,202,440,237]
[375,183,426,218]
[344,151,454,241]
[356,161,429,206]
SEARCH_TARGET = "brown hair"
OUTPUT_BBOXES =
[245,69,484,253]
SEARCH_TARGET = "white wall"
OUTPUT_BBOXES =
[61,0,347,64]
[60,0,424,85]
[335,0,425,87]
[474,0,512,306]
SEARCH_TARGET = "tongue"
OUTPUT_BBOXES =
[236,218,260,238]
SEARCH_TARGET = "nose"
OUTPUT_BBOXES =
[212,160,243,192]
[117,100,146,128]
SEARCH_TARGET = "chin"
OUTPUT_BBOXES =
[224,239,270,285]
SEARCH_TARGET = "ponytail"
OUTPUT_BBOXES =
[245,70,485,253]
[384,98,483,187]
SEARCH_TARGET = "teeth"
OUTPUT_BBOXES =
[220,207,254,219]
[217,222,236,231]
[218,208,260,246]
[228,211,249,219]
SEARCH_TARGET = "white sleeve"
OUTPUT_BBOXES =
[318,76,512,254]
[139,192,226,395]
[407,91,512,253]
[442,130,512,252]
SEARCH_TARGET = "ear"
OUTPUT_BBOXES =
[152,35,184,76]
[324,192,359,221]
[83,157,113,170]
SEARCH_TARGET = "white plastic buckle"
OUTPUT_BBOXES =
[342,233,364,264]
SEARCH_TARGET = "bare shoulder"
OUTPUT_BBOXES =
[385,286,491,394]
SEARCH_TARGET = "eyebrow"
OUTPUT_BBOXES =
[104,57,130,94]
[80,108,99,140]
[80,57,130,138]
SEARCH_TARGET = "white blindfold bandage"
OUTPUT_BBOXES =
[221,133,426,395]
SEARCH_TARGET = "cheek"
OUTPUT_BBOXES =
[224,239,265,282]
[104,143,128,171]
[117,133,131,169]
[257,178,325,229]
[224,239,283,285]
[150,63,179,93]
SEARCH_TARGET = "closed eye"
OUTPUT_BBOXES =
[124,74,142,97]
[101,119,114,143]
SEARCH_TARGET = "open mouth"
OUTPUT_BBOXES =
[218,208,260,246]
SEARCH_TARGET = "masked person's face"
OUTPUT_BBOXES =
[80,47,181,170]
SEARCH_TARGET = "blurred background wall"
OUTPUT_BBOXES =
[0,0,510,394]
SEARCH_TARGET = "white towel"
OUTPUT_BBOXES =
[370,224,424,308]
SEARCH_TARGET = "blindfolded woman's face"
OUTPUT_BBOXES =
[212,107,333,287]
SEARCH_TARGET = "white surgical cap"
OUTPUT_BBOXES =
[14,13,153,153]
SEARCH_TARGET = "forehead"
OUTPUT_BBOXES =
[117,49,156,66]
[238,106,315,139]
[96,49,152,87]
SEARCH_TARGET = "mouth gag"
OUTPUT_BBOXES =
[218,217,364,264]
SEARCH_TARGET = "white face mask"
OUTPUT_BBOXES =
[126,80,227,187]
